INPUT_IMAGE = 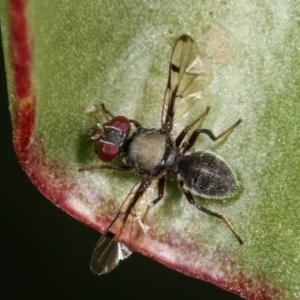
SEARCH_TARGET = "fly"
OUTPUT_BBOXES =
[80,34,243,275]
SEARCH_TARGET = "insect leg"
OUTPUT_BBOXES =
[182,118,242,154]
[129,119,142,128]
[178,178,243,245]
[101,102,142,128]
[78,165,131,172]
[101,103,115,118]
[140,176,165,234]
[149,176,166,207]
[175,106,210,148]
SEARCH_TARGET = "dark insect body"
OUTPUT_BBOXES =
[81,34,243,275]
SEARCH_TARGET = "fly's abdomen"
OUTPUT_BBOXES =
[178,152,238,199]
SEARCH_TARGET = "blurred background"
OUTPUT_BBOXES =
[1,31,242,299]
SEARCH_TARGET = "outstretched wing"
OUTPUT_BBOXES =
[162,34,209,133]
[90,181,151,275]
[90,231,132,275]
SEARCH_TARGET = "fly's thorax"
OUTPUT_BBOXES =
[126,128,177,175]
[178,151,238,199]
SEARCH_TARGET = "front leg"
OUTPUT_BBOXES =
[78,164,131,172]
[101,102,142,128]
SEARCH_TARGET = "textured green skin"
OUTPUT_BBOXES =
[1,1,300,299]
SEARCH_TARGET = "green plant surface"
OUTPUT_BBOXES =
[1,1,300,299]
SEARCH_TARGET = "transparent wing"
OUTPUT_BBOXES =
[90,181,150,275]
[162,34,210,133]
[90,232,132,275]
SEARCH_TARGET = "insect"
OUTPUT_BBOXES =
[81,34,243,275]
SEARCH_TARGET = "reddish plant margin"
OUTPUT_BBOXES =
[6,1,283,299]
[9,0,34,161]
[7,0,87,228]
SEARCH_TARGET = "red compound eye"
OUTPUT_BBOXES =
[108,116,130,133]
[96,141,119,162]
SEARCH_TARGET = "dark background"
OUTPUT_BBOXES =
[1,32,242,300]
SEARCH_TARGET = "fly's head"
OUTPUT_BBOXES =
[90,116,131,162]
